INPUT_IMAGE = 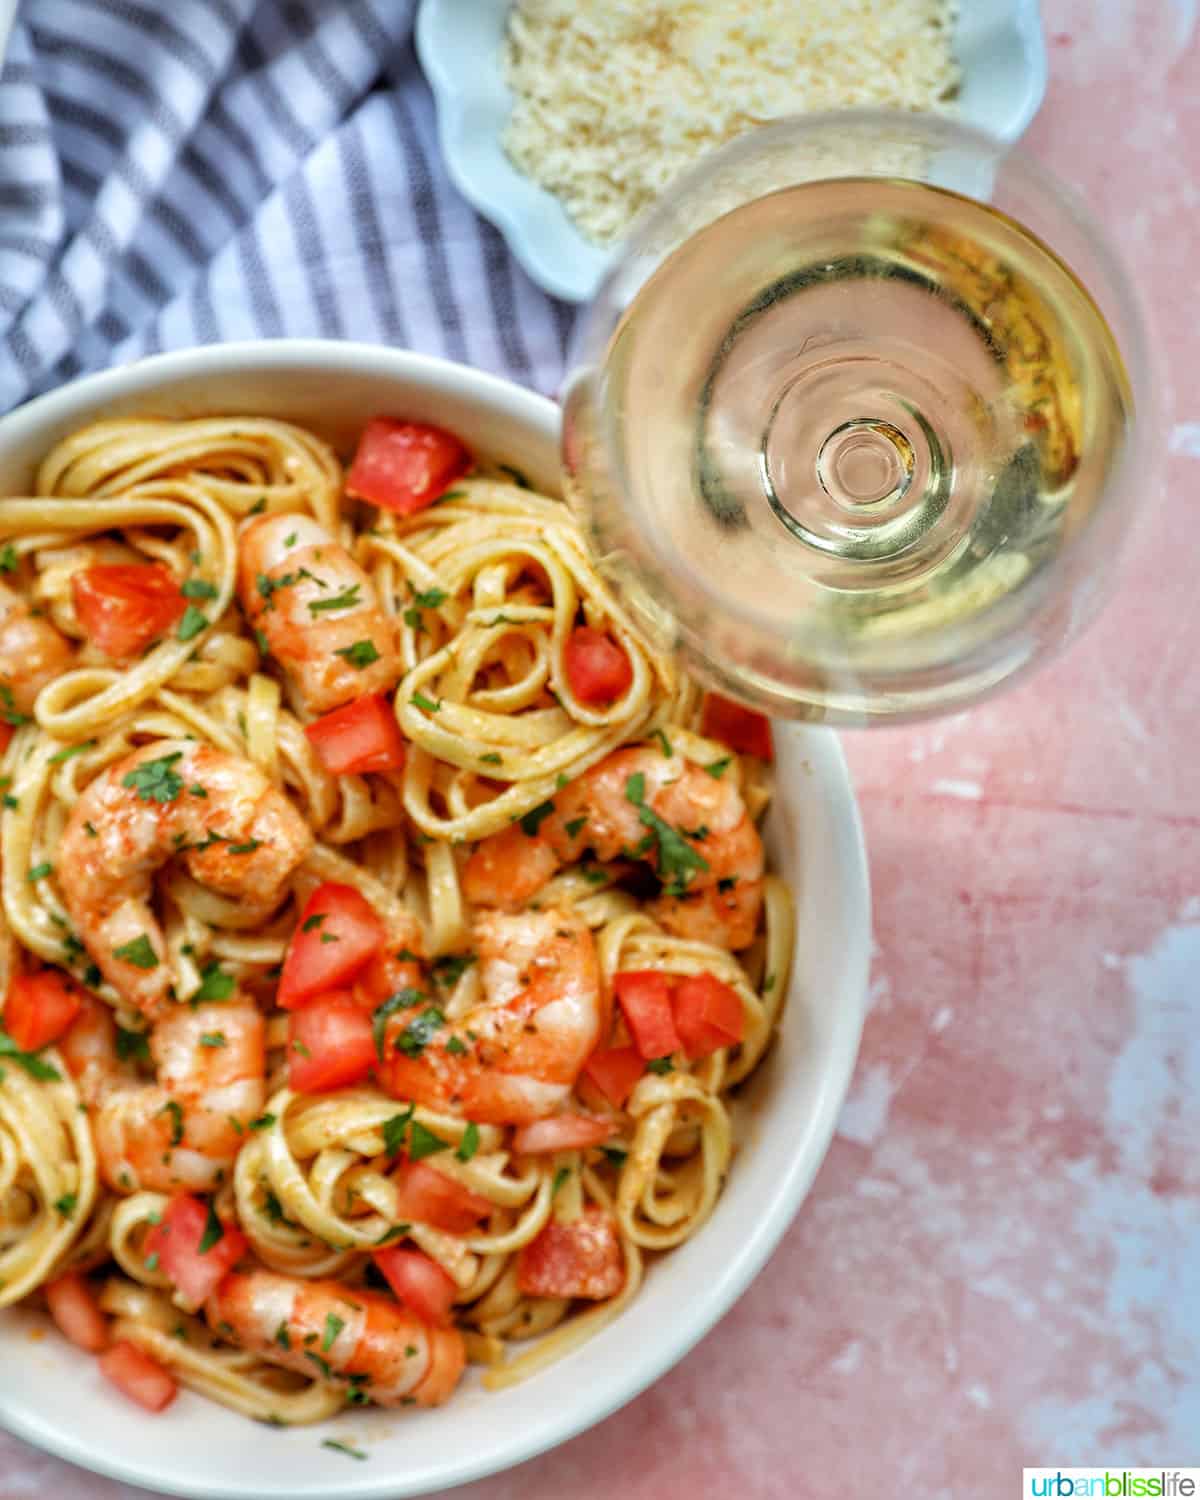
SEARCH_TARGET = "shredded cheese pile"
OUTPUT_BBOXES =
[502,0,960,245]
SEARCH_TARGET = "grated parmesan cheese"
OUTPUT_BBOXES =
[502,0,960,246]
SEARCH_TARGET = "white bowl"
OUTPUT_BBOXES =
[0,341,870,1499]
[416,0,1048,302]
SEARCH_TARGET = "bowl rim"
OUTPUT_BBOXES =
[0,340,871,1498]
[416,0,1049,303]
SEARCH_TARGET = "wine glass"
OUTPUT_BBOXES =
[561,110,1154,724]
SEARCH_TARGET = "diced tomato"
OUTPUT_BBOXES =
[582,1046,645,1109]
[391,1159,492,1234]
[0,721,13,755]
[142,1193,247,1309]
[304,694,406,777]
[373,1247,457,1326]
[672,972,745,1059]
[98,1341,177,1413]
[563,627,633,707]
[517,1207,624,1301]
[612,970,680,1060]
[351,946,424,1010]
[72,563,186,661]
[345,418,472,517]
[44,1272,108,1354]
[277,882,386,1009]
[4,969,83,1052]
[700,692,774,761]
[288,993,375,1093]
[511,1114,616,1154]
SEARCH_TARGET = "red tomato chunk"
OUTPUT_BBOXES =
[392,1160,492,1234]
[277,882,386,1009]
[373,1247,457,1325]
[672,972,745,1060]
[517,1207,624,1301]
[72,563,186,660]
[288,993,375,1093]
[143,1193,247,1309]
[346,418,471,517]
[99,1341,178,1412]
[563,627,633,706]
[4,969,83,1052]
[44,1272,108,1354]
[304,694,406,777]
[582,1045,644,1109]
[612,970,680,1060]
[700,692,774,761]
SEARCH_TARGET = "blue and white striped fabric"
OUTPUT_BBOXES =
[0,0,575,413]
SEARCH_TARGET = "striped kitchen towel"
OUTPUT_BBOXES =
[0,0,575,414]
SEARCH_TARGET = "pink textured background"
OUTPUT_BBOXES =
[3,1,1198,1495]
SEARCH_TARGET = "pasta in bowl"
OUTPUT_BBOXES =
[0,343,868,1498]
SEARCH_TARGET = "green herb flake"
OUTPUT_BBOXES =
[123,751,184,804]
[407,1120,450,1162]
[396,1005,446,1060]
[704,756,733,779]
[254,629,270,655]
[199,1032,226,1048]
[0,1032,55,1081]
[115,1025,151,1063]
[283,532,297,548]
[189,784,207,799]
[308,585,361,616]
[444,1035,467,1056]
[646,1056,674,1075]
[249,1113,276,1132]
[601,1146,628,1169]
[305,1351,333,1379]
[53,1192,77,1218]
[498,463,530,488]
[193,962,235,1002]
[146,1252,160,1271]
[519,800,555,837]
[763,973,776,992]
[177,604,209,642]
[48,739,95,765]
[322,1440,367,1461]
[430,952,475,988]
[480,752,503,765]
[198,1197,225,1253]
[3,795,18,810]
[551,1166,570,1197]
[410,691,440,714]
[302,913,326,933]
[334,639,381,669]
[274,1321,291,1350]
[411,585,447,609]
[624,772,710,892]
[581,866,609,886]
[249,496,267,516]
[653,728,673,758]
[322,1312,345,1352]
[228,839,260,855]
[374,1223,410,1246]
[182,579,218,600]
[0,544,17,573]
[113,934,158,969]
[563,815,587,840]
[456,1121,480,1162]
[26,862,52,882]
[161,1098,184,1145]
[371,988,424,1061]
[381,1105,414,1159]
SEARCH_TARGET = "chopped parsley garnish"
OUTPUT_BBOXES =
[198,1197,224,1253]
[407,1120,450,1161]
[274,1321,291,1350]
[0,683,29,727]
[624,771,710,894]
[53,1192,77,1218]
[123,751,184,804]
[199,1032,226,1048]
[3,795,18,809]
[480,752,503,765]
[177,604,208,641]
[395,1006,446,1059]
[145,1253,160,1271]
[402,607,425,631]
[27,862,52,882]
[182,579,218,600]
[556,773,569,789]
[308,585,361,615]
[704,756,733,779]
[551,1166,570,1197]
[249,1113,276,1131]
[411,585,447,609]
[763,973,776,992]
[193,962,235,1001]
[227,838,260,855]
[581,866,609,886]
[444,1035,467,1056]
[646,1056,674,1075]
[115,1025,151,1063]
[255,571,296,610]
[410,691,440,714]
[653,728,673,757]
[48,739,95,764]
[322,1312,345,1351]
[83,963,101,988]
[431,952,475,988]
[0,1028,61,1081]
[563,815,587,840]
[302,913,326,933]
[334,639,380,669]
[113,934,158,969]
[519,800,555,837]
[456,1121,480,1162]
[292,1039,311,1058]
[262,1190,287,1225]
[161,1099,184,1145]
[381,1105,415,1159]
[498,463,530,488]
[374,1223,410,1246]
[283,532,297,548]
[249,496,267,516]
[305,1351,333,1379]
[371,988,424,1061]
[322,1440,366,1461]
[0,544,16,573]
[254,629,269,655]
[601,1146,628,1169]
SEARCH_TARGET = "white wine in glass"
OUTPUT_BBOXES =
[563,113,1151,724]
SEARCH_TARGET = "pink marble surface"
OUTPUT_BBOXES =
[3,1,1198,1496]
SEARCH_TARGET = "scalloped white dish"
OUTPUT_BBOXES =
[0,340,871,1499]
[416,0,1048,303]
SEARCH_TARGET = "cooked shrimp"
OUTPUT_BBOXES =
[0,579,73,717]
[58,741,312,1019]
[207,1271,465,1408]
[61,993,265,1194]
[237,513,399,715]
[463,746,764,949]
[380,908,604,1125]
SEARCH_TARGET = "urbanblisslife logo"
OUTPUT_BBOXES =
[1024,1473,1199,1497]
